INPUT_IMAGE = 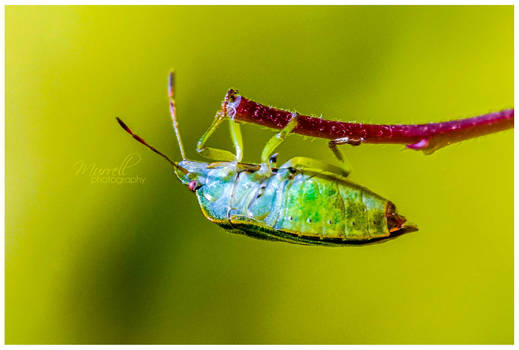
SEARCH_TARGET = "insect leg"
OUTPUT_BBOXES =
[196,110,244,162]
[328,137,363,160]
[260,112,299,164]
[280,156,350,178]
[196,88,245,162]
[327,137,360,175]
[228,114,244,162]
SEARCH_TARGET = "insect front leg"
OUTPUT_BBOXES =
[280,156,350,178]
[196,110,244,162]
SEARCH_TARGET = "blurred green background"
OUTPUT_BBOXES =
[6,5,513,344]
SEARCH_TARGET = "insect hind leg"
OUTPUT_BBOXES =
[327,137,361,176]
[280,156,350,178]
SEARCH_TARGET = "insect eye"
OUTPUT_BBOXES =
[188,180,198,192]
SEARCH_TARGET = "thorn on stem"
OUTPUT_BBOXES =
[406,138,430,150]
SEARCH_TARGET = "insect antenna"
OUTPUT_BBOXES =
[168,70,187,160]
[116,117,187,174]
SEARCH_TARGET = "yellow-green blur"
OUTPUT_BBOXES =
[6,5,513,344]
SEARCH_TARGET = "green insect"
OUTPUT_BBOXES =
[117,73,416,246]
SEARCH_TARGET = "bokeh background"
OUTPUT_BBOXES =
[6,5,513,344]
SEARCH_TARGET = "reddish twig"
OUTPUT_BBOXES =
[222,89,514,154]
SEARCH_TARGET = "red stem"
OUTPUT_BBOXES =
[222,89,514,154]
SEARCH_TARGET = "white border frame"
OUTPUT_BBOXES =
[1,2,516,349]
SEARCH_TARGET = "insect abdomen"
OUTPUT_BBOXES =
[272,172,389,240]
[196,164,390,243]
